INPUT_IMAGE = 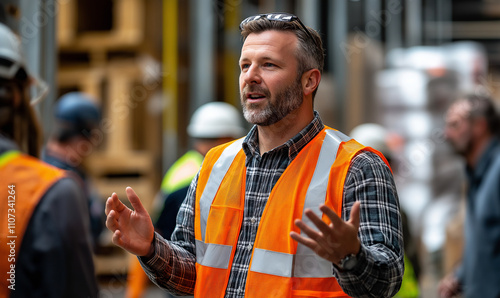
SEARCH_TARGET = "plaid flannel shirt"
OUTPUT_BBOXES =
[140,113,404,297]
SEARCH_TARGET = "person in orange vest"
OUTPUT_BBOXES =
[106,12,404,297]
[0,23,98,297]
[126,101,245,298]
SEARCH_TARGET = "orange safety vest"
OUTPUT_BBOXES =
[0,151,66,296]
[194,128,390,298]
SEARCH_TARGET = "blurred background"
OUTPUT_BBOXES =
[2,0,500,297]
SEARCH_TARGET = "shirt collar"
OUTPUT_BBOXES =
[242,111,325,162]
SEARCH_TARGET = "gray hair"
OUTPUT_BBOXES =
[240,18,325,98]
[462,94,499,135]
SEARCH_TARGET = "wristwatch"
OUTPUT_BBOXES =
[338,250,361,271]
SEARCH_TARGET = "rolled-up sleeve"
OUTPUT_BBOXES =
[139,174,199,296]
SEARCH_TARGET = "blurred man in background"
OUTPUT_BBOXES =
[438,94,500,298]
[0,23,98,297]
[43,91,105,248]
[126,101,245,298]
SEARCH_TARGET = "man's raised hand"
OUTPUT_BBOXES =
[105,187,155,257]
[290,202,361,265]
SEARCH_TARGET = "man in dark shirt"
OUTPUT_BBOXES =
[439,94,500,298]
[0,22,98,297]
[43,92,105,248]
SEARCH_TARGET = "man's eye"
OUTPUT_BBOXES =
[264,63,275,67]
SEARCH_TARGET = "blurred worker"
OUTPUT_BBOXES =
[126,101,245,298]
[351,123,420,298]
[106,12,403,297]
[156,101,245,238]
[438,94,500,298]
[43,91,105,248]
[0,23,98,297]
[350,123,393,163]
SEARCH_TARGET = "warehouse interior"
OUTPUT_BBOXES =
[2,0,500,297]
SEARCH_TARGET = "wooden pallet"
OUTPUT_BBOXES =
[56,5,162,274]
[58,0,144,51]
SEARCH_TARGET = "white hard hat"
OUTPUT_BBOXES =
[188,102,245,138]
[0,23,27,80]
[0,23,48,105]
[350,123,390,157]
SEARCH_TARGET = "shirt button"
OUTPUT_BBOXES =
[251,217,256,224]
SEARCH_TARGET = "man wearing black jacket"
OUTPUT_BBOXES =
[0,23,98,297]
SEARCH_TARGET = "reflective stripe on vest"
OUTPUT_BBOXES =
[293,129,351,278]
[195,240,233,269]
[196,130,349,277]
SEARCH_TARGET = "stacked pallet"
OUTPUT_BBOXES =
[56,0,162,276]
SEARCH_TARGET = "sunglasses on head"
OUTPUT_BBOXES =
[239,13,318,48]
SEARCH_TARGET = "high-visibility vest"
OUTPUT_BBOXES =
[194,128,390,298]
[0,151,66,297]
[161,150,204,195]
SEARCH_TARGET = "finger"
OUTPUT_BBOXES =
[112,192,126,212]
[104,195,116,216]
[126,187,148,215]
[104,197,111,216]
[294,219,323,241]
[290,231,320,250]
[112,229,125,248]
[290,231,335,262]
[294,219,338,250]
[319,204,343,227]
[105,192,126,217]
[302,211,342,250]
[348,201,361,230]
[106,210,119,231]
[304,208,334,235]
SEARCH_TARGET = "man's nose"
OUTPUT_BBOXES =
[243,65,261,85]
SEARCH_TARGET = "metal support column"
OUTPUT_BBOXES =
[385,0,403,53]
[330,0,348,131]
[163,0,179,172]
[406,0,422,47]
[223,0,241,108]
[20,0,57,143]
[436,0,452,44]
[364,0,382,41]
[190,0,215,114]
[297,0,320,31]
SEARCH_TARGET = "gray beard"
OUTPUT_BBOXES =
[241,78,303,126]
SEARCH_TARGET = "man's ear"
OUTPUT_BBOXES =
[473,117,489,137]
[302,69,321,96]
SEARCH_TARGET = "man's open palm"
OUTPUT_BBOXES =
[105,187,155,256]
[290,201,361,265]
